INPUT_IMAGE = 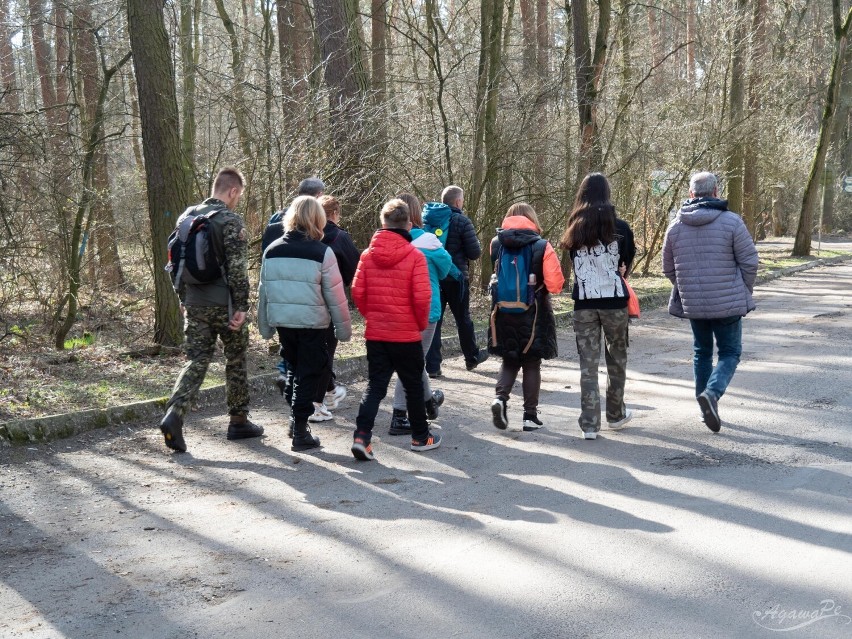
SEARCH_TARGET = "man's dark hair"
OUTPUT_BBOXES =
[213,167,245,194]
[297,177,325,197]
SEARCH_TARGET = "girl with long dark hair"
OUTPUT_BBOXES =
[560,173,636,439]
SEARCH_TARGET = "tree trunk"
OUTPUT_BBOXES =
[127,0,191,346]
[212,0,254,161]
[742,0,768,238]
[468,0,501,223]
[53,2,69,110]
[821,30,852,233]
[725,0,747,216]
[794,4,852,256]
[74,4,124,288]
[180,0,200,188]
[572,0,609,180]
[520,0,535,75]
[647,5,662,69]
[344,0,370,94]
[0,0,19,111]
[315,0,359,110]
[371,0,386,102]
[686,0,696,86]
[536,0,549,78]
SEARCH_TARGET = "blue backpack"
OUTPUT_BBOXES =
[493,244,535,313]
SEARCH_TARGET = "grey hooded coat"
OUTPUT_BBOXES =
[662,198,759,319]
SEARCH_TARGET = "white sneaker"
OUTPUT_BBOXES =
[607,409,633,430]
[323,385,347,410]
[308,402,334,422]
[582,430,598,440]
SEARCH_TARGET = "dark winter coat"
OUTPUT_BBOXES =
[486,217,561,361]
[422,203,482,280]
[321,220,360,287]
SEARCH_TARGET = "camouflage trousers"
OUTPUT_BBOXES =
[166,306,250,419]
[573,308,629,432]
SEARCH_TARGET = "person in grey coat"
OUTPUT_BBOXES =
[258,196,352,451]
[662,171,759,433]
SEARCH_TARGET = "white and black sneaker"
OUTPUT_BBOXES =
[491,398,508,430]
[522,413,544,431]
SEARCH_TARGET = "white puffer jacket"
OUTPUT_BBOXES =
[257,230,352,340]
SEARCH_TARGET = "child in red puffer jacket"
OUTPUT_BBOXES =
[349,198,442,461]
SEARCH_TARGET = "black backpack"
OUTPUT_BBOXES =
[165,204,224,290]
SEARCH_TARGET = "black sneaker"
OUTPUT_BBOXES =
[275,374,287,396]
[159,410,186,453]
[491,398,508,430]
[425,399,439,421]
[427,369,442,379]
[466,350,489,371]
[432,389,445,407]
[227,419,265,440]
[389,409,412,435]
[522,413,544,431]
[697,391,721,433]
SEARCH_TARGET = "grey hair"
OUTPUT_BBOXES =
[297,177,325,197]
[689,172,717,198]
[441,185,464,206]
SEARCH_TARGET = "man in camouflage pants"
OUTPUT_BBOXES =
[159,167,264,453]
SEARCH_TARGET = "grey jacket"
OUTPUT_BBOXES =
[257,230,352,340]
[662,198,758,319]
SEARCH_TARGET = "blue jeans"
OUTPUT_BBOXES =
[690,316,742,400]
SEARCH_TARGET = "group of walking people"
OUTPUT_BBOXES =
[159,167,759,460]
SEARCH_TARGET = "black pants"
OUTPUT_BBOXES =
[355,340,428,442]
[313,323,339,403]
[495,356,542,413]
[425,278,478,373]
[278,327,329,421]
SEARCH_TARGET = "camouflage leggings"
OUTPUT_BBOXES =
[573,308,629,432]
[166,306,250,419]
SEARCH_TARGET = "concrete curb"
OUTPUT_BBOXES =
[3,251,850,447]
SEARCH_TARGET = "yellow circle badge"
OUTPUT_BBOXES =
[435,228,443,236]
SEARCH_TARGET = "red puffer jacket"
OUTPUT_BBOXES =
[352,228,431,342]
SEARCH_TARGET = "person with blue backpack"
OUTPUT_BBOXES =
[488,203,565,432]
[423,186,489,377]
[559,173,636,440]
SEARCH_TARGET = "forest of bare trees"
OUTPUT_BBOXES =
[1,0,852,350]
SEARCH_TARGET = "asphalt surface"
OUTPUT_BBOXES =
[1,262,851,638]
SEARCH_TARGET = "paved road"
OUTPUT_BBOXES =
[2,263,851,638]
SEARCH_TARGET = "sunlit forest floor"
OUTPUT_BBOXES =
[1,239,848,421]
